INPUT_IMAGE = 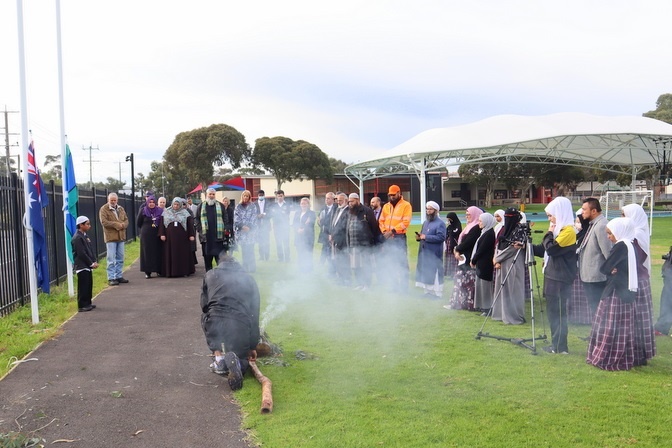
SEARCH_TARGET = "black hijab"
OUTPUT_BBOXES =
[497,207,522,250]
[446,212,462,240]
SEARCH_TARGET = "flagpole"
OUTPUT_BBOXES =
[16,0,40,324]
[55,0,74,297]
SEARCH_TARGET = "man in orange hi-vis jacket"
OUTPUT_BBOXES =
[379,185,413,292]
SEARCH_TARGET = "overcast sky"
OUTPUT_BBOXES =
[1,0,671,186]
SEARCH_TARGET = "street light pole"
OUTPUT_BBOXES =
[125,153,136,240]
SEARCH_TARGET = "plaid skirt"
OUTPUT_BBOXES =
[448,267,476,310]
[586,292,636,371]
[633,276,656,365]
[444,250,458,277]
[568,271,593,325]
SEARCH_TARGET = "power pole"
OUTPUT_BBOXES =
[2,107,20,177]
[82,143,99,186]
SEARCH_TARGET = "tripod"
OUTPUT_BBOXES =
[475,230,548,354]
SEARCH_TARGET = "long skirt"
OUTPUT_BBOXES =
[474,277,494,310]
[586,293,635,371]
[567,271,593,325]
[633,276,656,366]
[448,268,476,310]
[444,249,458,277]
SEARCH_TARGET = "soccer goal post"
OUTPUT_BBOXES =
[601,190,653,235]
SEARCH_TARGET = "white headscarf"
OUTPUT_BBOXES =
[493,209,505,236]
[607,217,638,293]
[622,203,651,273]
[544,197,575,237]
[471,213,496,261]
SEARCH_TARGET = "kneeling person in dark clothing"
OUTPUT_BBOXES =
[200,254,260,390]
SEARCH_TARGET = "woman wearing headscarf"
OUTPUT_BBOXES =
[159,197,196,277]
[136,194,164,278]
[446,206,482,310]
[567,209,592,324]
[533,196,577,354]
[621,203,656,364]
[444,212,462,277]
[415,201,447,297]
[470,213,496,315]
[234,190,259,273]
[586,217,644,370]
[493,209,505,238]
[491,208,527,324]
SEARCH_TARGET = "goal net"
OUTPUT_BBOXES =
[601,190,653,235]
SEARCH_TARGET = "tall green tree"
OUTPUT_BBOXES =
[643,94,672,189]
[164,124,251,190]
[41,154,62,183]
[643,93,672,124]
[329,157,348,174]
[458,163,509,208]
[253,136,333,190]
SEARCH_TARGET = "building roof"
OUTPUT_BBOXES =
[345,113,672,181]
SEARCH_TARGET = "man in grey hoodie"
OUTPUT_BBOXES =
[578,198,613,314]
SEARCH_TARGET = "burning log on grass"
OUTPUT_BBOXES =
[248,359,273,414]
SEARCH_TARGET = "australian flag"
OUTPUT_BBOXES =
[27,140,50,293]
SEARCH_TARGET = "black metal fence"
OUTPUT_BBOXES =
[0,173,142,317]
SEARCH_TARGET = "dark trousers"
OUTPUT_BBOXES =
[655,275,672,334]
[583,281,607,315]
[257,229,270,261]
[545,279,571,353]
[201,243,216,271]
[383,234,409,291]
[333,245,350,285]
[241,243,256,273]
[275,227,290,262]
[201,313,252,373]
[77,270,93,309]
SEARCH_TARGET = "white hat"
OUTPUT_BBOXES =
[348,193,360,200]
[426,201,440,211]
[76,216,89,225]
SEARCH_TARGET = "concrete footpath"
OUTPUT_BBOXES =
[0,256,254,447]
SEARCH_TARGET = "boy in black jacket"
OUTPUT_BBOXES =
[72,216,99,312]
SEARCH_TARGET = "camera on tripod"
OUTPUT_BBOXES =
[663,246,672,260]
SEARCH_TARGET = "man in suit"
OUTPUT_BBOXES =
[255,190,271,261]
[578,197,613,314]
[270,190,292,262]
[293,197,317,272]
[370,196,382,222]
[317,192,336,266]
[329,192,350,285]
[347,193,381,291]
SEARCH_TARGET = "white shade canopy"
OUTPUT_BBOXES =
[345,113,672,181]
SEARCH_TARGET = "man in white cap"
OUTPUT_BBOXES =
[346,192,382,290]
[72,216,99,312]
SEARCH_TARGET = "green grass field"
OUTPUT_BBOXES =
[2,216,672,447]
[237,215,672,448]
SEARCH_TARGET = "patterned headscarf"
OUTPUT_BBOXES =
[162,197,190,230]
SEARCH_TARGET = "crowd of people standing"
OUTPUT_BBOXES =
[89,188,664,372]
